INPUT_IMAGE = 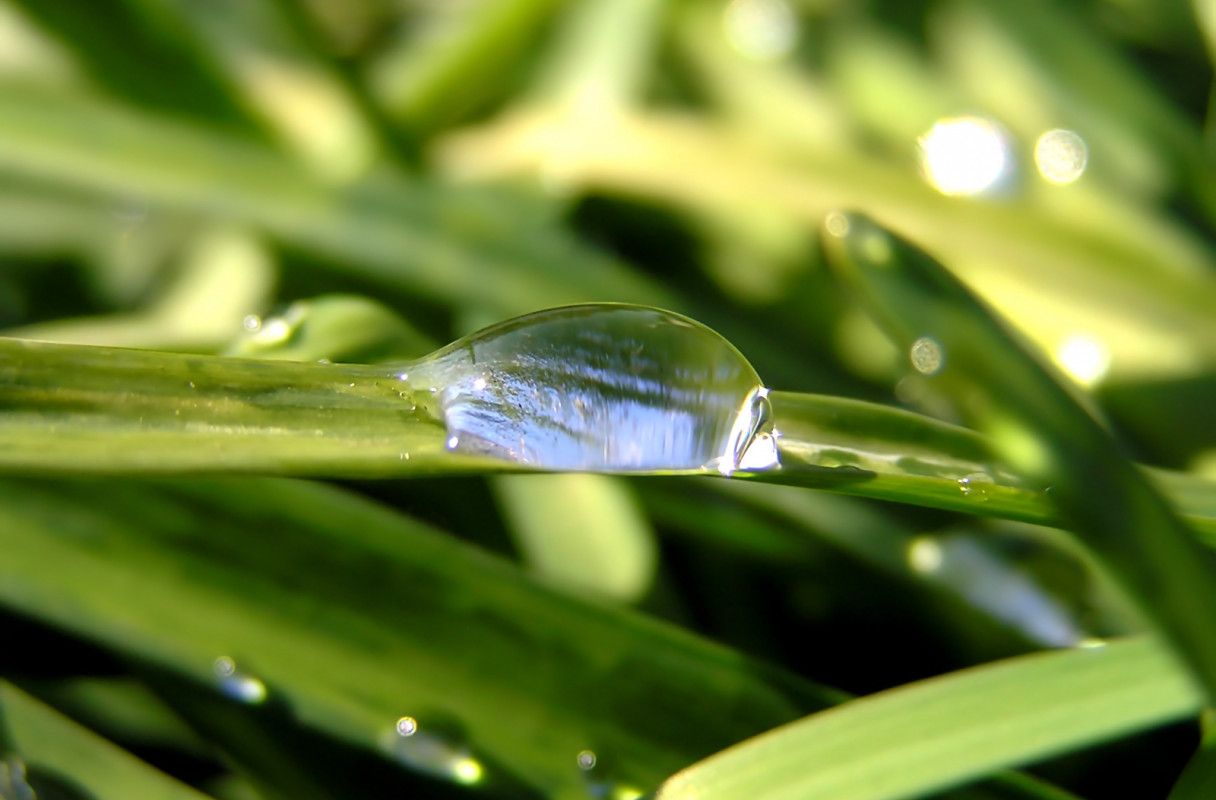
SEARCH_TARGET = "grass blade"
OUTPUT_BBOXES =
[656,637,1199,800]
[822,211,1216,702]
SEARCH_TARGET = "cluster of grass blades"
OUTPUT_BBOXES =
[3,1,1216,800]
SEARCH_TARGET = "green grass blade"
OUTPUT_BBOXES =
[1,681,216,800]
[0,476,842,797]
[0,86,670,315]
[822,211,1216,702]
[656,636,1200,800]
[0,337,464,475]
[5,332,1216,546]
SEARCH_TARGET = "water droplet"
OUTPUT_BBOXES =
[0,755,36,800]
[400,305,777,474]
[1035,129,1088,185]
[381,715,484,785]
[186,381,196,390]
[910,337,944,375]
[213,656,268,704]
[242,314,262,332]
[574,747,645,800]
[956,471,993,501]
[918,116,1012,196]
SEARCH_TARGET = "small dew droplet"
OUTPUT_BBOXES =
[957,472,993,501]
[910,337,944,375]
[213,656,268,704]
[577,750,597,770]
[242,314,262,332]
[397,716,418,736]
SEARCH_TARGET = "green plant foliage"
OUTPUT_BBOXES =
[1,0,1215,799]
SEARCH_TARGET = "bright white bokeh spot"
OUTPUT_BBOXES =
[908,537,943,573]
[452,757,484,785]
[723,0,799,61]
[918,116,1011,196]
[1054,333,1110,386]
[396,716,418,736]
[1035,129,1088,185]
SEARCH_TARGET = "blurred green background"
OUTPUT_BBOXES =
[2,1,1216,799]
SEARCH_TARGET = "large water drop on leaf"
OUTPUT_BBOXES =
[402,305,776,474]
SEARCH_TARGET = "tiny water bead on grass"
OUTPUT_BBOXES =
[398,304,779,475]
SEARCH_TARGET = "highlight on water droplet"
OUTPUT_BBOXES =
[400,305,779,475]
[242,314,262,332]
[396,716,418,736]
[723,0,799,62]
[918,116,1011,196]
[1053,333,1110,387]
[909,336,944,375]
[1034,129,1088,185]
[213,656,268,704]
[577,750,597,770]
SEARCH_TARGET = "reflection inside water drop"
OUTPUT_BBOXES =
[400,305,779,475]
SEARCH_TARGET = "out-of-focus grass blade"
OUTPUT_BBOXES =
[655,636,1200,800]
[438,111,1216,382]
[0,681,216,800]
[370,0,564,134]
[0,477,841,797]
[0,86,670,315]
[148,0,382,181]
[223,294,435,363]
[822,211,1216,701]
[494,474,658,602]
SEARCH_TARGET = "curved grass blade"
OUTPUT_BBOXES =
[822,211,1216,702]
[655,636,1200,800]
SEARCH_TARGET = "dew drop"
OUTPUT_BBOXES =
[910,336,944,375]
[381,715,484,785]
[400,305,778,474]
[213,656,268,704]
[242,314,262,332]
[577,750,597,770]
[957,471,993,501]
